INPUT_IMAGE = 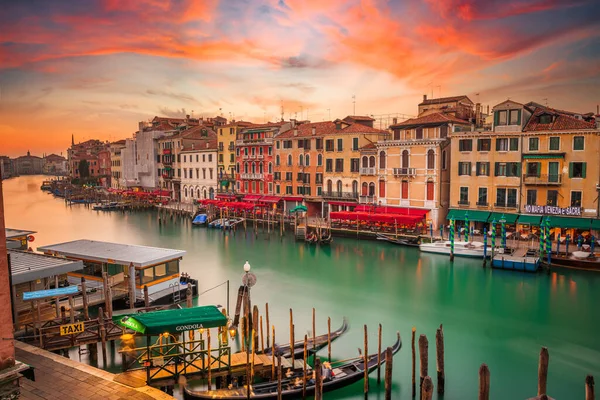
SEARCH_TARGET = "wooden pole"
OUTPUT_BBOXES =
[252,305,259,351]
[241,316,246,352]
[479,364,490,400]
[35,300,42,347]
[102,272,110,313]
[54,276,60,318]
[68,295,75,323]
[586,375,595,400]
[186,286,193,308]
[107,286,113,318]
[315,357,323,400]
[60,306,66,324]
[289,308,295,368]
[272,326,276,380]
[327,317,332,362]
[260,315,265,353]
[81,277,89,320]
[418,334,428,399]
[277,353,283,400]
[265,303,270,349]
[377,323,382,384]
[538,347,549,396]
[364,324,369,395]
[251,329,256,382]
[421,376,433,400]
[98,307,107,367]
[312,308,316,359]
[207,329,212,390]
[384,346,393,400]
[144,285,149,309]
[436,324,445,395]
[412,327,416,397]
[303,335,308,399]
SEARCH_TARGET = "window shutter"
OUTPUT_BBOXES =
[494,163,499,176]
[516,162,521,177]
[468,162,472,176]
[536,162,541,177]
[582,162,587,178]
[568,163,573,178]
[494,111,499,127]
[517,110,521,125]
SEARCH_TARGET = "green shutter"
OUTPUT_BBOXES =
[468,162,472,176]
[569,162,573,178]
[494,163,499,176]
[495,139,500,151]
[517,110,521,125]
[494,111,499,127]
[582,162,587,178]
[536,162,541,177]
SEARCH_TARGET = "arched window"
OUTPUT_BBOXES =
[369,156,375,168]
[362,156,368,168]
[327,179,333,193]
[426,180,434,200]
[336,180,342,194]
[268,162,272,174]
[184,187,188,197]
[236,163,240,173]
[276,155,280,166]
[244,163,248,173]
[402,150,409,168]
[427,149,435,169]
[299,154,304,166]
[252,163,256,174]
[287,154,292,166]
[305,155,310,166]
[317,154,323,166]
[197,188,201,198]
[203,189,207,199]
[352,180,358,194]
[361,182,368,196]
[401,180,409,199]
[259,163,263,173]
[209,187,214,199]
[368,182,375,196]
[379,151,386,169]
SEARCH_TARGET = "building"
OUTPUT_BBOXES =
[273,119,388,216]
[217,120,252,195]
[0,156,12,180]
[13,151,44,175]
[67,139,110,176]
[42,154,67,175]
[110,140,126,189]
[418,95,475,121]
[179,131,218,203]
[236,122,291,196]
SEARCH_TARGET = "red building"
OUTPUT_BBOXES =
[235,122,290,195]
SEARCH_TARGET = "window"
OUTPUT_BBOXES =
[539,114,553,124]
[325,159,333,172]
[230,154,234,163]
[285,185,293,194]
[427,150,435,169]
[274,172,281,180]
[184,155,187,163]
[276,185,280,194]
[276,141,280,149]
[547,190,558,206]
[496,188,518,208]
[509,110,520,125]
[287,155,292,166]
[325,140,334,151]
[316,138,323,150]
[426,181,433,201]
[416,128,423,139]
[285,172,292,181]
[401,181,408,199]
[458,162,471,176]
[316,173,323,184]
[549,137,560,151]
[571,191,582,207]
[305,155,310,166]
[477,139,491,152]
[184,169,187,179]
[276,155,280,166]
[569,162,586,178]
[283,140,293,149]
[208,154,212,162]
[335,159,344,172]
[402,150,409,168]
[573,136,585,150]
[529,137,539,151]
[526,162,540,177]
[494,162,520,177]
[352,138,359,150]
[496,138,508,151]
[298,139,304,149]
[459,187,469,205]
[350,158,360,172]
[297,172,303,182]
[459,139,472,152]
[299,154,304,166]
[219,154,224,163]
[496,110,507,125]
[209,168,213,179]
[368,182,375,196]
[380,151,386,169]
[326,180,333,193]
[317,154,323,166]
[369,156,375,168]
[303,139,311,150]
[336,180,342,194]
[352,180,359,194]
[337,138,343,151]
[442,150,447,170]
[440,125,448,138]
[477,188,487,206]
[526,190,537,206]
[476,162,489,176]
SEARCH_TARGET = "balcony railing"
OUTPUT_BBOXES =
[257,154,264,159]
[228,144,235,151]
[360,167,376,175]
[393,168,416,177]
[321,191,359,200]
[359,195,376,203]
[240,173,264,180]
[236,138,273,146]
[522,174,562,185]
[162,174,173,179]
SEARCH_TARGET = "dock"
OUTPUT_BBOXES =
[492,247,540,272]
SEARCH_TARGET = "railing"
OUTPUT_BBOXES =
[162,157,172,165]
[257,154,264,159]
[522,174,562,185]
[393,168,416,177]
[228,144,235,151]
[494,202,518,209]
[240,173,264,180]
[236,138,273,145]
[162,174,172,179]
[321,191,359,199]
[360,167,376,175]
[359,195,376,203]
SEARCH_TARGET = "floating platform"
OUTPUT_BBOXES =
[492,254,540,272]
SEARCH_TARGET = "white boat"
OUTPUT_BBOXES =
[419,240,501,258]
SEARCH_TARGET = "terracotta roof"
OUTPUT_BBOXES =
[180,138,218,152]
[419,95,472,106]
[276,121,387,139]
[344,115,375,121]
[390,113,470,129]
[145,121,178,132]
[223,120,255,128]
[360,142,376,150]
[524,108,596,131]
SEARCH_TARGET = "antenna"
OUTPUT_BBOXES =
[352,95,356,115]
[280,101,284,121]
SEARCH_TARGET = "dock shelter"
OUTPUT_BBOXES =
[5,228,36,250]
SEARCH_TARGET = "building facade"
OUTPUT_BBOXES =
[0,157,13,180]
[217,120,251,194]
[179,134,218,203]
[13,151,44,175]
[42,154,67,175]
[110,140,126,189]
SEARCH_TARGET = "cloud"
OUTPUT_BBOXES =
[158,107,189,118]
[146,89,196,103]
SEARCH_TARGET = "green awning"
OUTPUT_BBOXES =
[488,212,518,224]
[592,219,600,230]
[517,215,542,225]
[220,180,229,187]
[446,209,490,222]
[113,306,228,335]
[546,216,593,229]
[522,153,565,159]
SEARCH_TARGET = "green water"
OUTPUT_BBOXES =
[4,176,600,399]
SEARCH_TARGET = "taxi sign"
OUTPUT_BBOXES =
[60,322,85,336]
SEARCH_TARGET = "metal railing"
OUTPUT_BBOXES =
[360,167,376,175]
[458,200,470,206]
[393,168,416,176]
[522,174,562,185]
[476,201,488,206]
[236,138,273,145]
[240,173,264,180]
[321,191,359,199]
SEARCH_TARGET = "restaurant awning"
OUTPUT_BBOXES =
[243,195,262,202]
[216,193,236,198]
[546,216,593,229]
[488,212,519,224]
[517,215,542,225]
[259,196,281,203]
[446,209,490,222]
[522,153,565,159]
[113,306,228,335]
[592,219,600,230]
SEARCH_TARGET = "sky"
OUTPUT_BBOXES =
[0,0,599,157]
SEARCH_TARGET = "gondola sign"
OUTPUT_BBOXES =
[60,322,85,336]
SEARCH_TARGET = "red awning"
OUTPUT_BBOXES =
[329,211,424,225]
[216,193,236,199]
[282,196,303,201]
[328,201,358,207]
[243,194,262,202]
[260,196,281,203]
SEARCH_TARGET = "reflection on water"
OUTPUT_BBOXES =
[4,176,600,399]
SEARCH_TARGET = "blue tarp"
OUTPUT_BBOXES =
[23,286,79,301]
[192,214,208,224]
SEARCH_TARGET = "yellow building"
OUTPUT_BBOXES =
[109,140,126,189]
[217,121,254,194]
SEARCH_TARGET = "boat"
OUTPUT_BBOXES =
[263,318,348,359]
[40,181,52,191]
[376,233,420,247]
[419,240,500,258]
[544,251,600,272]
[192,214,208,226]
[305,232,318,244]
[184,332,402,400]
[492,251,540,272]
[319,234,333,245]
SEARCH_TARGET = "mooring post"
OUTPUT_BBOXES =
[384,346,393,400]
[60,306,66,324]
[144,285,149,309]
[68,295,75,323]
[252,305,259,351]
[479,364,490,400]
[364,324,369,395]
[303,335,308,399]
[327,317,332,362]
[102,272,110,313]
[98,307,107,367]
[538,347,549,396]
[207,328,212,390]
[312,308,316,361]
[277,353,283,400]
[241,316,246,352]
[54,276,60,318]
[289,309,295,368]
[585,375,595,400]
[315,357,322,400]
[419,334,429,399]
[421,376,433,400]
[260,315,265,353]
[271,326,276,380]
[377,323,382,384]
[186,286,193,308]
[436,324,445,395]
[412,327,416,397]
[265,303,270,349]
[81,277,89,320]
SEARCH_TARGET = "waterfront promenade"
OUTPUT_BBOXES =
[16,341,173,400]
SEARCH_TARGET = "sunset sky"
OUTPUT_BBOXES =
[1,0,598,157]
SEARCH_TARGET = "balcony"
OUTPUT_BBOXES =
[360,167,376,175]
[321,191,359,200]
[359,195,376,203]
[162,157,172,165]
[457,200,470,207]
[163,149,172,155]
[240,173,264,180]
[236,138,273,146]
[257,154,264,159]
[162,173,173,180]
[522,174,562,185]
[393,168,416,177]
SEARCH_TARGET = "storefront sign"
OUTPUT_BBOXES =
[524,205,581,216]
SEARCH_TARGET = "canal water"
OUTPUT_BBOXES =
[4,176,600,399]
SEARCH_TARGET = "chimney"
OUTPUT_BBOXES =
[475,103,482,127]
[293,129,298,136]
[423,94,427,102]
[206,142,209,149]
[392,117,398,125]
[487,105,490,114]
[186,114,190,120]
[311,126,316,136]
[192,143,195,150]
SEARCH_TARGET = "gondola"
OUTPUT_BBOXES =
[376,232,420,247]
[184,331,402,399]
[263,318,348,359]
[318,233,333,245]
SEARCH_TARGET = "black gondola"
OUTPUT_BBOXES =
[376,232,420,247]
[318,233,333,245]
[184,331,402,399]
[263,318,348,359]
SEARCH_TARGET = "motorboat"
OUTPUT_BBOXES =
[419,240,500,258]
[192,214,208,226]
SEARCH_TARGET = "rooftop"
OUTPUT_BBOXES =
[419,95,472,106]
[8,250,84,285]
[276,120,386,139]
[5,228,36,239]
[37,239,186,268]
[524,107,596,131]
[390,112,470,129]
[343,115,376,121]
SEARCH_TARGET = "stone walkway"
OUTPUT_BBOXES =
[15,341,174,400]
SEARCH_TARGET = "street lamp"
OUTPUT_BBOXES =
[243,261,251,273]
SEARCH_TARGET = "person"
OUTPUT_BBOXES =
[307,370,316,385]
[285,368,293,379]
[293,377,302,388]
[322,362,334,382]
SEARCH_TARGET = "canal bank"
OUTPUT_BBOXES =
[5,175,600,399]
